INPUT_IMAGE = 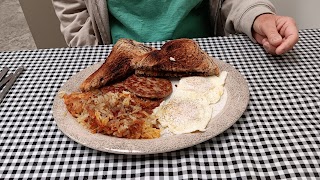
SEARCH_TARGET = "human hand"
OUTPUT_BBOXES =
[252,14,299,55]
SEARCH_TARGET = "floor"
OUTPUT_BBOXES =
[0,0,37,52]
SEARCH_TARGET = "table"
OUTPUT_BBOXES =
[1,29,319,179]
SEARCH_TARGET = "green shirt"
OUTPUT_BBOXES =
[108,0,211,44]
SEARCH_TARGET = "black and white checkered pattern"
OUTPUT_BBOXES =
[1,29,319,179]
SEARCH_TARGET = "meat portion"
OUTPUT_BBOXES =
[80,39,154,92]
[100,82,127,94]
[123,75,172,99]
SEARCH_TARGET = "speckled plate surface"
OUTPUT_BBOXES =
[53,59,249,155]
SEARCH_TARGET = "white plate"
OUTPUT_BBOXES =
[53,59,249,155]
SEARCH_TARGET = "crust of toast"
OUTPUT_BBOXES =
[131,38,219,77]
[80,39,154,92]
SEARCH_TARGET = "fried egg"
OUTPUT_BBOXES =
[153,71,228,135]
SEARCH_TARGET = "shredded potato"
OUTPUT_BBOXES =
[63,91,161,139]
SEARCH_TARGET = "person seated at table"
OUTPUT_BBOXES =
[52,0,299,55]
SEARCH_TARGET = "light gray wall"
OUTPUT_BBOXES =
[19,0,67,49]
[269,0,320,29]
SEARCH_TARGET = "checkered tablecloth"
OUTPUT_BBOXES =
[1,29,319,179]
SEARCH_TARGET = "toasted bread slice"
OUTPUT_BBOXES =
[80,39,154,92]
[131,38,219,77]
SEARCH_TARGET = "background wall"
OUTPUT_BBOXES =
[0,0,37,51]
[19,0,67,49]
[269,0,320,29]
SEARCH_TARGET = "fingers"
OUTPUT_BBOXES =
[262,35,299,55]
[263,28,282,47]
[262,36,299,55]
[254,14,283,47]
[262,39,277,55]
[275,18,299,55]
[253,14,299,55]
[252,32,264,45]
[254,34,277,55]
[275,36,298,55]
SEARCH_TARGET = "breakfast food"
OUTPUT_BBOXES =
[131,38,220,77]
[63,90,161,139]
[63,73,172,139]
[63,38,227,139]
[154,71,228,134]
[123,75,172,99]
[80,39,155,92]
[174,71,227,104]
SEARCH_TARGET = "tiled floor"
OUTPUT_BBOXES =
[0,0,36,52]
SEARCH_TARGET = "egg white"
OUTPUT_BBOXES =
[175,71,227,104]
[153,71,228,135]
